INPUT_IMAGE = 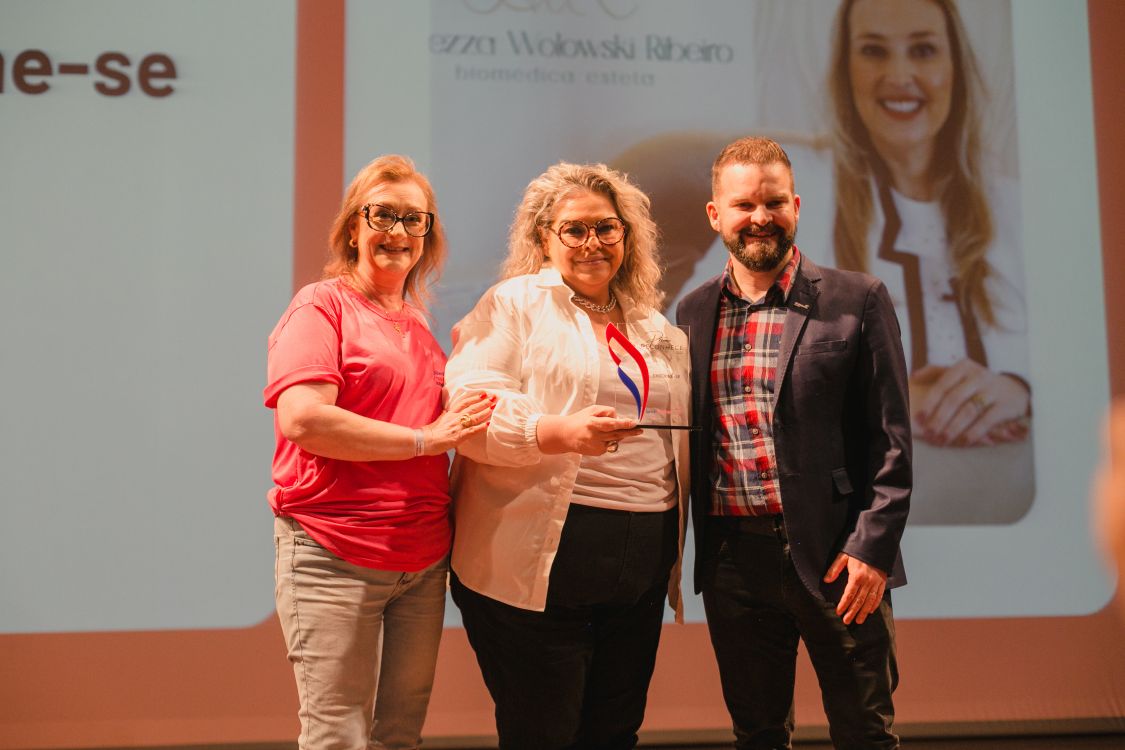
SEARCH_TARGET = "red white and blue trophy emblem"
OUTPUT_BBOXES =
[605,322,696,430]
[606,322,649,421]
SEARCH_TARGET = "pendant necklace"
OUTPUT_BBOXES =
[378,306,407,340]
[346,276,407,339]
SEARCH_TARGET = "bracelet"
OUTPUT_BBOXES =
[413,428,426,457]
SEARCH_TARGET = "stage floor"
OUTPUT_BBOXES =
[101,733,1125,750]
[648,736,1125,749]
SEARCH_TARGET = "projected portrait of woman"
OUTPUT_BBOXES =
[826,0,1031,522]
[615,0,1031,524]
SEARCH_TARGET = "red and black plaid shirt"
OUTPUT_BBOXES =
[709,248,801,516]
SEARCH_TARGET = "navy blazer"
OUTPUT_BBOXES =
[676,255,911,603]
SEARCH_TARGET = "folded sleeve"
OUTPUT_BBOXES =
[263,302,345,408]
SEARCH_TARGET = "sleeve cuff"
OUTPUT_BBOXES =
[524,412,543,451]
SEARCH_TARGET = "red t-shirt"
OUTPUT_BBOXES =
[263,278,450,571]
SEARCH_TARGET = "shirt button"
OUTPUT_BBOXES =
[744,343,753,351]
[760,470,771,479]
[750,427,761,436]
[743,385,752,394]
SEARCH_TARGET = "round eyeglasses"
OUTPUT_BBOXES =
[553,217,627,248]
[359,204,434,237]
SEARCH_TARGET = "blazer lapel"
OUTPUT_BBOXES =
[684,278,722,415]
[775,263,820,399]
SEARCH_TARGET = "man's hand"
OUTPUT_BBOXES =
[824,552,888,625]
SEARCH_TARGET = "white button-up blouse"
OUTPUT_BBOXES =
[444,268,692,619]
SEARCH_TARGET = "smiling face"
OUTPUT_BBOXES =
[847,0,954,166]
[707,161,800,274]
[542,189,625,304]
[348,179,428,292]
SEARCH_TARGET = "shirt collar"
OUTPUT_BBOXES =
[536,266,566,287]
[534,266,647,321]
[721,247,802,306]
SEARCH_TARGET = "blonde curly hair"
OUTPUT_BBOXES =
[502,162,664,311]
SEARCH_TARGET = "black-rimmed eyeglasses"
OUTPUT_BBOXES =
[553,218,627,248]
[359,204,434,237]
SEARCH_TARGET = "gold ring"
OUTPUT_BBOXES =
[459,414,473,428]
[605,440,619,453]
[970,393,987,410]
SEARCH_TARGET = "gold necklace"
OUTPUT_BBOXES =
[346,276,407,338]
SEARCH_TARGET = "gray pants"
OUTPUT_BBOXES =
[274,516,448,750]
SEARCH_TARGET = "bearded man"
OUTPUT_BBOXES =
[676,136,912,750]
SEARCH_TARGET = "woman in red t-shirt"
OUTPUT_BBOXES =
[264,155,493,750]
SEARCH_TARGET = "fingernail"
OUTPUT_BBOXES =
[479,393,487,400]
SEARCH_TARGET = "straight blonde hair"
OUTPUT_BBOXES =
[828,0,995,325]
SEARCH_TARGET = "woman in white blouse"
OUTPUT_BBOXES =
[444,162,690,750]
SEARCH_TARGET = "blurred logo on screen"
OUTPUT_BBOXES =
[462,0,639,20]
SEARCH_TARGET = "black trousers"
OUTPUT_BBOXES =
[451,503,678,750]
[701,516,899,750]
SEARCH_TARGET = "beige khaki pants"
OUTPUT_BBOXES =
[274,516,448,750]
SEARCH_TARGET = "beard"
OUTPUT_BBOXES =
[723,224,795,272]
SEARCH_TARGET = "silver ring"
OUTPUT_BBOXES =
[605,440,619,454]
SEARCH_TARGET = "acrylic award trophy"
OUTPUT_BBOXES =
[605,322,697,430]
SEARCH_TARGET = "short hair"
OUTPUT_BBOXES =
[503,162,664,311]
[711,136,794,196]
[324,154,447,309]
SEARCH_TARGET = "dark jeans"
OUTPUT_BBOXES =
[451,503,678,750]
[701,516,899,750]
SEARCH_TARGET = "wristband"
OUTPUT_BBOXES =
[413,428,426,457]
